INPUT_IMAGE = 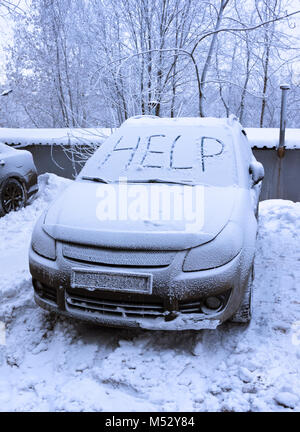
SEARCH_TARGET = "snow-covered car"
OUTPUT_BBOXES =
[29,115,264,330]
[0,143,38,216]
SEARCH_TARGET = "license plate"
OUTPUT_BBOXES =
[71,268,153,294]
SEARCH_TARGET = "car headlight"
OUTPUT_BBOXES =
[31,213,56,260]
[183,222,243,271]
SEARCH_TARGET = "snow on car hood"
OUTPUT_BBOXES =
[43,181,238,250]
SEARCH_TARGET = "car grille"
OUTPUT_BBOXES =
[62,243,175,268]
[34,277,231,321]
[65,291,165,319]
[179,299,202,313]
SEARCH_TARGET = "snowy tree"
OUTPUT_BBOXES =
[1,0,300,128]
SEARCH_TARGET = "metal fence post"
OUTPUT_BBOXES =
[277,84,290,158]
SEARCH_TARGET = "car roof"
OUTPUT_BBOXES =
[122,114,243,133]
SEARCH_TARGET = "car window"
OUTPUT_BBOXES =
[80,126,238,187]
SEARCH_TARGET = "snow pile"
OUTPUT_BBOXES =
[0,175,299,411]
[0,128,111,148]
[245,128,300,149]
[0,173,71,255]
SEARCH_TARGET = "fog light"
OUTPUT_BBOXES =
[33,279,43,294]
[201,296,224,315]
[205,296,222,310]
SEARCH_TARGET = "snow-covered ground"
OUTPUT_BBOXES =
[0,173,299,412]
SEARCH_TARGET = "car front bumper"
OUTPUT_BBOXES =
[29,242,249,330]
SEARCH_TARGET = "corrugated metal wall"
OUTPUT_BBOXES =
[253,149,300,202]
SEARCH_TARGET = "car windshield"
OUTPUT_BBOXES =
[79,125,238,187]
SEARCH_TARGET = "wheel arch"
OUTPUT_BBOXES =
[0,174,28,216]
[0,172,28,192]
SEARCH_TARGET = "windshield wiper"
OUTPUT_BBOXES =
[119,178,196,186]
[81,176,109,184]
[81,177,195,186]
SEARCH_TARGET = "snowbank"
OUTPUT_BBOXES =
[0,175,299,411]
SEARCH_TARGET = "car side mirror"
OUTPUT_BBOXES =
[249,161,264,186]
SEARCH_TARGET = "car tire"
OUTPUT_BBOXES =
[229,267,253,324]
[0,178,26,216]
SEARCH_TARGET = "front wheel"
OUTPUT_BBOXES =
[0,178,26,216]
[230,268,253,324]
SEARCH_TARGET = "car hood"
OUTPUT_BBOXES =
[43,181,239,250]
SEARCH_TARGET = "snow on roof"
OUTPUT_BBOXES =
[126,117,300,149]
[0,127,111,147]
[245,128,300,149]
[0,121,299,149]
